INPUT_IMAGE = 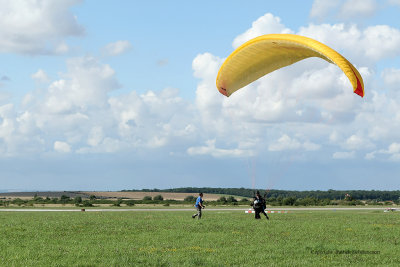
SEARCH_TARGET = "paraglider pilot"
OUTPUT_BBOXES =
[251,191,269,220]
[192,193,204,219]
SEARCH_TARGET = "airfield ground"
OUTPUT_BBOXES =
[0,208,399,266]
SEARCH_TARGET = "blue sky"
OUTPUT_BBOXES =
[1,0,400,191]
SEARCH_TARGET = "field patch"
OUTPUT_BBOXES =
[0,210,399,265]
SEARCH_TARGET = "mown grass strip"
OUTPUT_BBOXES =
[0,210,399,266]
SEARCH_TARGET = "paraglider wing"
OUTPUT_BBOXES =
[216,34,364,97]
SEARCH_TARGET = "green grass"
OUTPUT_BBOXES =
[0,210,399,266]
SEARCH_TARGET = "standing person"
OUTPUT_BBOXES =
[251,191,269,220]
[192,193,205,219]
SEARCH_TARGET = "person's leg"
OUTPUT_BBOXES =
[192,207,199,218]
[262,209,269,220]
[197,207,202,219]
[255,208,261,219]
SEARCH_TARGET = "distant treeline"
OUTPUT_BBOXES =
[0,194,246,207]
[122,187,400,201]
[2,192,399,207]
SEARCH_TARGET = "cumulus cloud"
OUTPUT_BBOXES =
[310,0,341,19]
[365,151,376,160]
[0,54,200,157]
[339,0,378,18]
[365,143,400,161]
[102,40,132,56]
[31,69,50,83]
[40,56,120,115]
[333,151,355,159]
[2,10,400,166]
[298,23,400,64]
[268,135,320,152]
[232,13,293,48]
[54,141,71,153]
[187,139,254,158]
[342,134,375,150]
[310,0,379,20]
[382,68,400,86]
[0,0,84,55]
[388,0,400,5]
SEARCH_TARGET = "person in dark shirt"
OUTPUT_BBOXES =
[251,191,269,220]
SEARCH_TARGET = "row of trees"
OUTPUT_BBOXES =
[0,194,245,207]
[1,193,398,207]
[123,188,400,202]
[0,194,99,207]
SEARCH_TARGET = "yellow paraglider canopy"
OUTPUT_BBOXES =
[216,34,364,97]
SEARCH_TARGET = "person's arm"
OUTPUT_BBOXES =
[200,199,205,208]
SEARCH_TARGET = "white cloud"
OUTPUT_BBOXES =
[43,56,120,114]
[2,10,400,166]
[0,104,15,140]
[0,0,84,55]
[298,23,400,63]
[31,69,50,83]
[388,0,400,5]
[387,143,400,154]
[54,141,71,153]
[0,56,122,155]
[102,40,132,56]
[303,141,321,151]
[365,151,376,160]
[329,131,340,143]
[268,135,320,151]
[339,0,378,18]
[77,137,124,154]
[232,13,293,48]
[187,140,254,158]
[310,0,341,19]
[0,54,199,156]
[269,135,301,151]
[343,134,374,150]
[310,0,379,20]
[366,143,400,161]
[362,25,400,61]
[382,68,400,86]
[55,41,70,54]
[108,87,196,151]
[345,135,364,150]
[87,126,104,147]
[333,151,355,159]
[192,52,226,131]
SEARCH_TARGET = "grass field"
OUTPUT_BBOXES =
[0,209,399,266]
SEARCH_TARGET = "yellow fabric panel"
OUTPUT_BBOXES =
[216,34,364,97]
